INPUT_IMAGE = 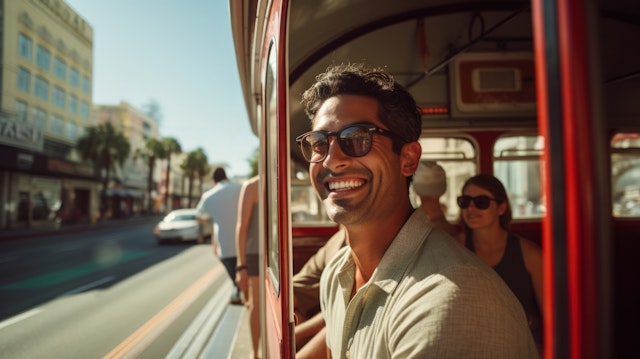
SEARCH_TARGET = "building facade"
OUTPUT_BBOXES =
[0,0,99,229]
[94,101,161,216]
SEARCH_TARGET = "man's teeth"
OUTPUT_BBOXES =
[328,180,364,191]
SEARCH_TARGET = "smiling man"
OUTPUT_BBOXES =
[296,63,538,359]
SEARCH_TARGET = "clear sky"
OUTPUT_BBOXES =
[66,0,258,178]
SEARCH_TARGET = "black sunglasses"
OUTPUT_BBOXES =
[295,123,402,163]
[457,195,499,210]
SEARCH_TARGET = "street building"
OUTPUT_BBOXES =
[0,0,98,229]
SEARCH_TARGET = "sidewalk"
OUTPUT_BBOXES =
[0,214,163,241]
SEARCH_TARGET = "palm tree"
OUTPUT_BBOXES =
[181,148,208,207]
[163,137,182,210]
[77,122,131,218]
[134,138,166,214]
[248,147,259,177]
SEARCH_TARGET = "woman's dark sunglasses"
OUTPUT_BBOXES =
[457,195,499,210]
[295,123,402,163]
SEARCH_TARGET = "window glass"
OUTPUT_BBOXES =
[415,137,477,221]
[17,67,31,92]
[53,57,67,80]
[18,33,32,60]
[34,76,49,100]
[80,102,89,119]
[82,75,91,94]
[66,121,77,140]
[69,67,79,87]
[68,94,78,114]
[291,162,331,224]
[53,86,66,108]
[36,45,51,71]
[50,115,64,135]
[611,133,640,217]
[32,108,47,129]
[493,135,544,219]
[15,101,28,122]
[265,43,279,293]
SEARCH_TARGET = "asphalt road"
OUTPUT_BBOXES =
[0,222,229,358]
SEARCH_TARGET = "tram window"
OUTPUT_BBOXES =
[611,133,640,218]
[416,137,477,221]
[265,43,279,292]
[493,135,544,219]
[291,164,331,224]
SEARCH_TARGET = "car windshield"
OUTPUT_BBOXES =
[166,214,196,222]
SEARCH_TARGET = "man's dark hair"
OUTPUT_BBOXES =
[213,167,227,182]
[301,63,422,154]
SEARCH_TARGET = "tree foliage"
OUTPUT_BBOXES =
[163,137,182,209]
[76,122,131,215]
[134,138,166,213]
[248,147,259,177]
[181,148,209,207]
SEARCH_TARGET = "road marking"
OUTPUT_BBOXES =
[0,308,43,330]
[103,265,223,359]
[61,276,116,297]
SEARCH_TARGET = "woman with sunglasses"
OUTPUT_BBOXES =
[457,174,543,348]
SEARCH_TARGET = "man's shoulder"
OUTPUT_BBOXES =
[406,233,526,312]
[406,229,516,294]
[219,180,243,192]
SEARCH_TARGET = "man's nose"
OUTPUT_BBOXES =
[322,137,350,169]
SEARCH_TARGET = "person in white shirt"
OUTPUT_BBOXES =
[196,167,243,304]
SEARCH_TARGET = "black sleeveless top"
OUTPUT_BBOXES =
[466,232,543,346]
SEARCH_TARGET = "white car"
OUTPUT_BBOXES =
[153,208,211,244]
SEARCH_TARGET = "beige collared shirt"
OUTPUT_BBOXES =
[320,209,538,359]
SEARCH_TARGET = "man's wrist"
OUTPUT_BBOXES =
[236,265,247,271]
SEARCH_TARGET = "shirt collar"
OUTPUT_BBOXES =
[369,209,433,293]
[335,209,434,298]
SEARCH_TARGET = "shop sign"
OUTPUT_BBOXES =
[0,117,44,151]
[47,158,95,178]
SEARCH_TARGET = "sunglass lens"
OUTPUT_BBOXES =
[474,196,491,209]
[339,126,371,157]
[302,133,328,162]
[457,196,471,209]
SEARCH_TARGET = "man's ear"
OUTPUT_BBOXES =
[400,141,422,177]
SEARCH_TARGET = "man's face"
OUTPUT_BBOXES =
[309,94,410,225]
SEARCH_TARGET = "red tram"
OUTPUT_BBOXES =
[229,0,640,357]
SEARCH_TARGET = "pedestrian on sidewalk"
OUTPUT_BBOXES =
[196,167,243,304]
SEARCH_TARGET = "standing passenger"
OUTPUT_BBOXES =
[296,63,538,358]
[456,173,544,347]
[412,160,459,237]
[235,176,261,359]
[196,167,243,304]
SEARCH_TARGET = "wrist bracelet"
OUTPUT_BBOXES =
[236,265,247,271]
